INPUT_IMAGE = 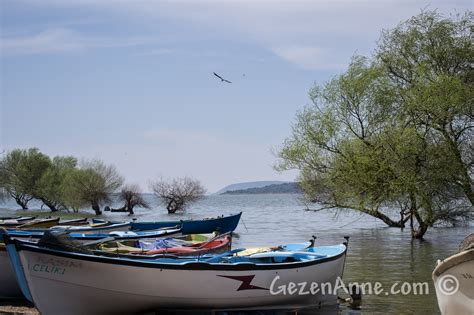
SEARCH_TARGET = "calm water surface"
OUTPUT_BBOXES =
[1,194,472,315]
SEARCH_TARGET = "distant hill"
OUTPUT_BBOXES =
[221,182,302,195]
[214,181,287,195]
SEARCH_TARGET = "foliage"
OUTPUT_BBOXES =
[277,11,473,238]
[0,148,50,209]
[150,177,206,214]
[62,160,123,215]
[35,156,77,212]
[118,184,150,215]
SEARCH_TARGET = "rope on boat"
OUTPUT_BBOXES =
[240,217,249,232]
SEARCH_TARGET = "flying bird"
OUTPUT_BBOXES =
[213,72,232,83]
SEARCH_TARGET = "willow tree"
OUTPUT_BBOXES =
[34,156,77,212]
[377,10,473,206]
[277,11,473,239]
[62,159,123,215]
[0,148,51,209]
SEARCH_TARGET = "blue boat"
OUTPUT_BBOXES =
[4,227,182,243]
[129,212,242,234]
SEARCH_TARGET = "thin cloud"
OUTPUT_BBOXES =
[134,48,176,57]
[1,28,85,55]
[4,1,471,67]
[1,28,160,55]
[272,45,347,70]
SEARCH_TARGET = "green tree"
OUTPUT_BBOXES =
[35,156,77,212]
[62,159,123,215]
[277,11,473,239]
[377,10,473,205]
[0,148,51,209]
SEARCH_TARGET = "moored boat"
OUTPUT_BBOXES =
[16,221,132,234]
[16,217,60,229]
[5,226,182,243]
[433,233,474,315]
[0,227,182,300]
[0,243,22,299]
[0,216,36,228]
[1,230,347,315]
[129,212,242,234]
[57,218,89,226]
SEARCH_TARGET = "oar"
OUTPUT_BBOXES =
[203,248,246,263]
[83,236,116,247]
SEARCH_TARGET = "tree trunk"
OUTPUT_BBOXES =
[39,198,59,212]
[369,210,406,227]
[167,200,177,214]
[126,201,134,215]
[15,197,29,210]
[328,201,406,228]
[91,202,102,215]
[409,196,430,239]
[411,223,428,239]
[10,192,30,210]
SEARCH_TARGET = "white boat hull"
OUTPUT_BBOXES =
[51,222,131,234]
[0,247,23,299]
[15,245,346,315]
[433,249,474,315]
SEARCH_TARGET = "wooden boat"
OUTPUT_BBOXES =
[57,218,89,226]
[0,243,23,299]
[0,216,36,228]
[0,216,20,220]
[433,233,474,315]
[0,227,181,299]
[5,227,181,243]
[19,221,132,234]
[1,230,347,315]
[16,217,60,229]
[129,212,242,234]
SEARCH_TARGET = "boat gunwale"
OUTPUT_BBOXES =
[432,249,474,277]
[13,240,347,271]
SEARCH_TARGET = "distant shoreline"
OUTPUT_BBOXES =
[221,183,302,195]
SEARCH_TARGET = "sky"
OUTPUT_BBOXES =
[0,0,471,193]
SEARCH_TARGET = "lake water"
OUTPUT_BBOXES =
[1,194,472,314]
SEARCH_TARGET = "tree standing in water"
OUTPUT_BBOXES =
[151,177,206,214]
[276,11,473,239]
[118,184,150,215]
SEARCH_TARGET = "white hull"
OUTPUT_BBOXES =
[51,222,131,234]
[433,249,474,315]
[17,245,346,315]
[0,248,23,299]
